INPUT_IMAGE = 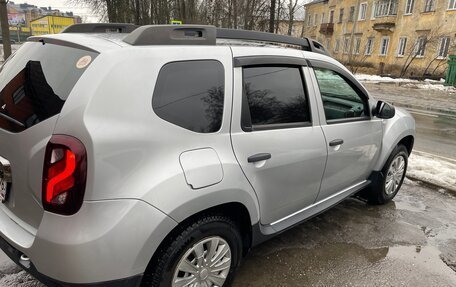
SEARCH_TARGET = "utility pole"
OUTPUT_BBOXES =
[0,0,12,60]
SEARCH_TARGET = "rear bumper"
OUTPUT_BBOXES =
[0,236,142,287]
[0,199,177,285]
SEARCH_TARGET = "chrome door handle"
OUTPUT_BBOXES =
[329,139,344,146]
[248,153,271,163]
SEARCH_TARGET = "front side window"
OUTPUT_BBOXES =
[152,60,224,133]
[380,37,390,56]
[242,66,310,129]
[314,68,368,122]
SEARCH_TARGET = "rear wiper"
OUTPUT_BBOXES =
[0,111,25,127]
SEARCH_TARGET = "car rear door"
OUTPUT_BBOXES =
[230,52,327,226]
[308,60,382,201]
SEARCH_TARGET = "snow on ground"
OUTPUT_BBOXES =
[355,74,456,93]
[407,151,456,193]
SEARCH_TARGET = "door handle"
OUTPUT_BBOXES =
[329,139,344,146]
[248,153,271,163]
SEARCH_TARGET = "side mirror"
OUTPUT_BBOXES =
[374,101,395,119]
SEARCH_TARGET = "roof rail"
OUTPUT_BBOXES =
[120,24,329,56]
[62,23,139,34]
[123,25,216,46]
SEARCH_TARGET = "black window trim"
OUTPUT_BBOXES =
[152,59,226,134]
[241,64,312,132]
[308,59,372,124]
[234,56,308,68]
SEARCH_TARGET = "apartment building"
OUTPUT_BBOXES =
[304,0,456,77]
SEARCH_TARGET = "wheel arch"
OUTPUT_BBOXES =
[140,201,254,285]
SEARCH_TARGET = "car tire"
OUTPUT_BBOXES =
[365,145,409,205]
[142,215,243,287]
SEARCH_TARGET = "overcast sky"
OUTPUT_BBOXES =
[16,0,100,22]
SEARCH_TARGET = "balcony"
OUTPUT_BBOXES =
[319,23,334,35]
[373,21,395,32]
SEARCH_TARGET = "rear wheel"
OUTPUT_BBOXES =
[142,215,242,287]
[365,145,409,205]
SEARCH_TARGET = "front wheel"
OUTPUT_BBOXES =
[142,215,243,287]
[367,145,409,205]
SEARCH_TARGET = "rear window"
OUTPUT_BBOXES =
[0,41,98,133]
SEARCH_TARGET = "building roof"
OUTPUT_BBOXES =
[304,0,328,7]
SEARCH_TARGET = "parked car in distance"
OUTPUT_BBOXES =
[0,24,415,287]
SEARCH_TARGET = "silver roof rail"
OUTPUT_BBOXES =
[62,23,139,34]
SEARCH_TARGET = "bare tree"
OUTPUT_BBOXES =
[269,0,276,32]
[287,0,299,36]
[0,0,12,60]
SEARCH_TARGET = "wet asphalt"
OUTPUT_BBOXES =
[0,179,455,286]
[232,179,456,287]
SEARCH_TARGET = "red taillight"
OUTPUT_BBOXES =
[42,135,87,215]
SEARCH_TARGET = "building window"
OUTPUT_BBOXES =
[339,8,345,23]
[371,2,378,18]
[397,37,407,56]
[326,39,331,50]
[334,39,340,53]
[314,13,318,26]
[353,38,361,54]
[375,0,398,17]
[380,37,390,56]
[438,37,450,58]
[329,10,335,23]
[349,6,356,21]
[343,38,351,54]
[307,14,312,27]
[359,3,368,20]
[405,0,415,14]
[424,0,435,12]
[365,38,374,55]
[415,37,426,57]
[448,0,456,9]
[321,12,325,24]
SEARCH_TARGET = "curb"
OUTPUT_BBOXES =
[406,175,456,197]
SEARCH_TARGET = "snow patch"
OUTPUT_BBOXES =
[407,152,456,193]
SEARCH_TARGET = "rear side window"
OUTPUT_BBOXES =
[152,60,224,133]
[0,42,98,133]
[242,66,310,130]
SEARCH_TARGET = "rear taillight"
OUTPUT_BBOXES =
[42,135,87,215]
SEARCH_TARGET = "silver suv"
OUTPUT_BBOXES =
[0,24,415,287]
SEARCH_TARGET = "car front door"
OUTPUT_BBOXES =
[230,55,327,226]
[309,60,382,201]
